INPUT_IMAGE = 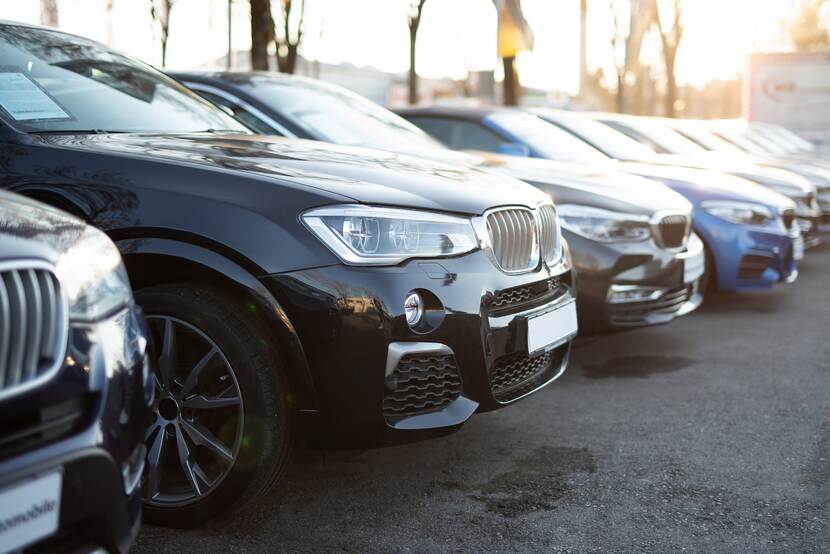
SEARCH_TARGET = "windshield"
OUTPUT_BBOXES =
[762,124,816,153]
[711,127,770,156]
[671,123,744,153]
[0,24,247,134]
[541,113,658,162]
[487,112,612,165]
[235,76,444,153]
[605,118,708,156]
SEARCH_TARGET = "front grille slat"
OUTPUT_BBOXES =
[38,271,57,360]
[0,265,65,398]
[538,205,558,262]
[0,276,10,388]
[22,270,43,382]
[6,271,26,387]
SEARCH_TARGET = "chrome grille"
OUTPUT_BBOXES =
[0,264,66,400]
[537,204,559,262]
[781,208,796,230]
[654,214,689,249]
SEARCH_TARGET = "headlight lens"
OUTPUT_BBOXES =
[56,228,133,322]
[700,200,775,226]
[303,205,479,265]
[557,204,651,243]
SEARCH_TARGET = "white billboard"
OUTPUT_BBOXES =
[744,53,830,141]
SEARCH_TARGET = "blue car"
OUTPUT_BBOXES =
[398,106,801,293]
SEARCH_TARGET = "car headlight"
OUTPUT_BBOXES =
[700,200,775,226]
[302,205,479,265]
[557,204,651,243]
[56,227,133,322]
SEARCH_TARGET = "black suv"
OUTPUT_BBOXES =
[0,191,151,552]
[0,23,577,526]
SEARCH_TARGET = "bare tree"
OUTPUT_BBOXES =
[788,0,830,51]
[250,0,306,73]
[652,0,684,117]
[608,0,654,113]
[609,1,628,113]
[274,0,306,73]
[250,0,274,70]
[106,0,115,46]
[150,0,178,67]
[407,0,427,105]
[40,0,59,27]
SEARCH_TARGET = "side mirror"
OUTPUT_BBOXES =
[496,142,531,157]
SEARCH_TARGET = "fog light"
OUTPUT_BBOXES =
[607,285,666,304]
[404,292,424,327]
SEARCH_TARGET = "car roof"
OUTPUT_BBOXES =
[169,70,321,87]
[395,105,515,121]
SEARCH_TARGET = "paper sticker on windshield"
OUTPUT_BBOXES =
[0,72,71,121]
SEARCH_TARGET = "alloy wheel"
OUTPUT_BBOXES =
[142,315,244,508]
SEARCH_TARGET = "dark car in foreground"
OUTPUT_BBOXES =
[173,71,703,331]
[400,106,801,294]
[0,23,577,526]
[0,191,151,552]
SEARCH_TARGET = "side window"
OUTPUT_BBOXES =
[407,117,455,146]
[409,117,505,152]
[194,90,278,135]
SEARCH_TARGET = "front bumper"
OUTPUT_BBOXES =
[565,231,703,330]
[818,192,830,230]
[0,306,152,553]
[262,250,575,449]
[696,210,798,292]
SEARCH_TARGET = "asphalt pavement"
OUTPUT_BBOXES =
[135,243,830,553]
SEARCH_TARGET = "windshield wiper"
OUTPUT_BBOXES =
[200,129,250,134]
[29,129,127,135]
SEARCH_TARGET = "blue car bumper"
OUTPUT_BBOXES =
[695,209,797,293]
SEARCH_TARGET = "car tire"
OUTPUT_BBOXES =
[136,283,294,528]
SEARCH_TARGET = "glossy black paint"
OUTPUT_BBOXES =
[0,191,150,552]
[172,72,697,331]
[265,250,574,448]
[0,114,577,454]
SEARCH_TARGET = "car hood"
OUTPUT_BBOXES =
[0,190,87,263]
[40,133,550,215]
[355,143,690,216]
[622,162,797,211]
[655,153,815,196]
[469,153,691,216]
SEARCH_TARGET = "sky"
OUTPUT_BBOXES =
[0,0,806,93]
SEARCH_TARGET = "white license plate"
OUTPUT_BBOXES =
[527,299,578,354]
[683,249,706,284]
[0,471,62,553]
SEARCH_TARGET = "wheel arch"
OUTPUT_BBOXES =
[691,222,722,292]
[118,237,319,413]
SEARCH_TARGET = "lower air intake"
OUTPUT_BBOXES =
[383,353,462,419]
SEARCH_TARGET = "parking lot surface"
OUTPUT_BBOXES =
[135,245,830,553]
